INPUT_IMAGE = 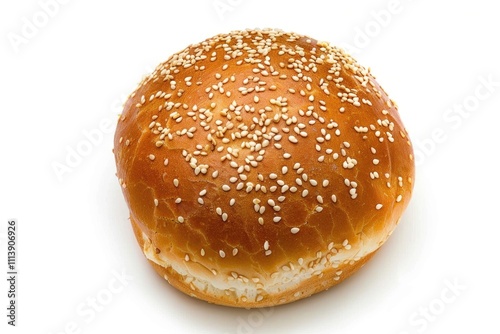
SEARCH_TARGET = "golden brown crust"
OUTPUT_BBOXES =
[114,28,415,308]
[131,215,378,308]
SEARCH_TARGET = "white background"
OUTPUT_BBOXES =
[1,0,499,333]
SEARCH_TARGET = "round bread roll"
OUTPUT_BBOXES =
[113,28,415,308]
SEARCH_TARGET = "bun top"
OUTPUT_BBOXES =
[114,28,415,307]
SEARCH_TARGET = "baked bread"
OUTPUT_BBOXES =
[113,28,415,308]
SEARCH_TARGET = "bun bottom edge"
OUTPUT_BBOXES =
[130,214,378,308]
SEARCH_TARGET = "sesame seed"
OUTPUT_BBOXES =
[376,204,383,210]
[222,184,230,192]
[175,197,182,204]
[291,227,300,234]
[288,135,298,143]
[216,207,222,215]
[230,198,236,206]
[201,249,205,256]
[163,158,169,166]
[148,154,156,161]
[396,195,403,202]
[301,189,309,197]
[154,199,158,207]
[197,198,204,205]
[264,241,269,250]
[222,213,228,222]
[282,166,288,174]
[331,195,337,203]
[373,159,380,165]
[178,216,184,223]
[219,250,226,258]
[232,248,238,256]
[273,216,282,223]
[173,179,179,187]
[317,195,324,204]
[322,180,329,187]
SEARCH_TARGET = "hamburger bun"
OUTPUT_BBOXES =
[113,28,415,308]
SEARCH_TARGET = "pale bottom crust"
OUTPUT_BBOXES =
[131,216,378,308]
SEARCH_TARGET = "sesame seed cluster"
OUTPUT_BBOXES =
[114,29,415,307]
